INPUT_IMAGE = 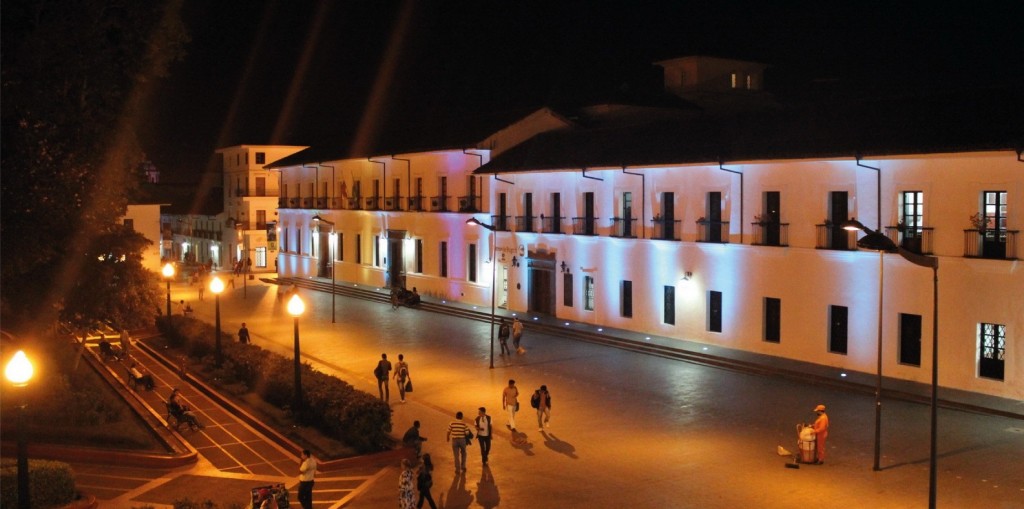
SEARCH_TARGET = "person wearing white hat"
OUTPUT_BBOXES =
[812,404,829,464]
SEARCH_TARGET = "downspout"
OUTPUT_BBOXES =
[368,157,386,208]
[856,153,882,231]
[463,149,486,206]
[303,163,318,208]
[581,168,604,181]
[718,160,744,244]
[392,155,411,206]
[318,163,335,209]
[622,166,646,239]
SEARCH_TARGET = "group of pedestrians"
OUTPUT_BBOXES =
[497,317,525,356]
[375,353,413,403]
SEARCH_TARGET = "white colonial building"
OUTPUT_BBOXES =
[261,56,1022,401]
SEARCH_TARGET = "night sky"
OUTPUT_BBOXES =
[140,1,1024,181]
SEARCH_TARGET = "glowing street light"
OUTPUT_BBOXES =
[5,350,35,509]
[162,263,175,318]
[287,293,306,415]
[210,276,225,366]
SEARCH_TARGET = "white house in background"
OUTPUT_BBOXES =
[258,56,1022,402]
[216,145,307,273]
[122,203,166,273]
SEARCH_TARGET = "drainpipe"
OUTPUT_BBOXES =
[303,163,318,208]
[622,166,646,239]
[856,153,882,231]
[718,160,744,244]
[582,168,604,181]
[463,149,486,207]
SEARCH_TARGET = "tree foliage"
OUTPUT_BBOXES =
[1,0,188,331]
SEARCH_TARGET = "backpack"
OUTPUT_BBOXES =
[530,390,541,409]
[373,363,383,380]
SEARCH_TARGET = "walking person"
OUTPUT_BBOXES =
[497,319,511,355]
[532,385,552,430]
[502,379,519,431]
[403,420,427,457]
[446,411,470,473]
[812,404,829,464]
[417,454,437,509]
[394,353,411,403]
[374,353,392,402]
[238,322,250,344]
[399,458,417,509]
[197,278,205,301]
[512,317,525,353]
[297,449,317,509]
[119,328,131,357]
[475,407,492,465]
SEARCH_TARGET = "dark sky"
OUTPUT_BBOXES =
[140,0,1024,181]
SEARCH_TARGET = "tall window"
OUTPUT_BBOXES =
[337,233,344,261]
[621,280,632,318]
[440,241,448,278]
[983,191,1007,233]
[468,243,477,282]
[374,235,380,267]
[356,234,362,264]
[979,323,1005,381]
[255,247,267,268]
[256,210,267,229]
[764,297,781,343]
[829,305,849,354]
[584,276,595,311]
[708,291,722,332]
[415,239,423,273]
[563,273,573,307]
[901,191,924,234]
[664,286,675,325]
[283,227,289,252]
[899,313,922,366]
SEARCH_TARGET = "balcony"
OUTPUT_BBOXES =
[815,224,857,250]
[301,197,313,209]
[288,197,301,208]
[491,215,510,232]
[572,217,599,236]
[541,215,564,234]
[330,197,344,209]
[458,195,481,213]
[751,222,790,247]
[430,195,449,212]
[347,197,361,210]
[279,197,289,208]
[384,196,401,211]
[610,217,637,238]
[652,218,681,241]
[408,196,425,211]
[883,226,934,255]
[963,229,1019,260]
[515,215,535,233]
[364,196,381,210]
[314,197,328,209]
[696,220,730,243]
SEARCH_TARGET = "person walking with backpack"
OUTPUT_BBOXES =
[497,319,511,355]
[394,354,411,403]
[375,353,392,402]
[531,385,551,430]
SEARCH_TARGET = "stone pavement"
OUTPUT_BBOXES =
[70,274,1024,507]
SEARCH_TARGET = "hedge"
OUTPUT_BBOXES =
[157,315,393,452]
[0,459,76,508]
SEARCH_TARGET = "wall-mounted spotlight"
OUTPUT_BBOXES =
[681,271,693,281]
[511,256,520,267]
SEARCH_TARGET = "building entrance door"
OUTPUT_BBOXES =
[318,231,330,278]
[387,230,407,288]
[527,252,555,315]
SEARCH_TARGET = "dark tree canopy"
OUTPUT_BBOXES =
[1,0,189,331]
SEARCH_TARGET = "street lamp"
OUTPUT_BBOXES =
[287,293,305,416]
[5,350,35,509]
[162,263,175,318]
[466,217,497,369]
[843,218,940,507]
[210,276,225,367]
[313,215,337,323]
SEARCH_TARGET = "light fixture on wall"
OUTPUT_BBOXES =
[511,256,520,267]
[681,271,693,281]
[560,261,570,273]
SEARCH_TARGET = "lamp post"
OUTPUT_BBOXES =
[162,263,175,318]
[210,276,225,366]
[5,350,35,509]
[313,215,337,323]
[287,293,305,416]
[843,219,940,507]
[466,217,497,369]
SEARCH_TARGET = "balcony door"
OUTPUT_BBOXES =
[830,191,849,249]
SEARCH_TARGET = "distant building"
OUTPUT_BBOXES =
[256,56,1023,402]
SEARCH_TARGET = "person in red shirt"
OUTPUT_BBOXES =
[812,404,829,464]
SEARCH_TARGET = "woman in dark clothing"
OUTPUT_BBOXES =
[417,454,437,509]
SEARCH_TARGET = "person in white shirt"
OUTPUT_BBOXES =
[298,449,317,509]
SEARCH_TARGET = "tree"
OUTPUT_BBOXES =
[1,0,188,331]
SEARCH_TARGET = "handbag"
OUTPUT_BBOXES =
[465,429,474,445]
[404,380,413,392]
